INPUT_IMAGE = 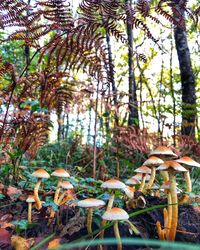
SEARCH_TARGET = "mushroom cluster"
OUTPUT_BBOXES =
[25,147,199,246]
[141,146,200,241]
[26,168,73,224]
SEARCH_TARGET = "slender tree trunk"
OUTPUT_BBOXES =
[169,28,176,146]
[57,111,62,141]
[173,1,196,137]
[105,31,119,126]
[93,80,100,179]
[125,0,139,127]
[65,114,69,140]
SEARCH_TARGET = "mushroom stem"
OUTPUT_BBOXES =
[168,171,178,241]
[156,221,165,240]
[107,191,115,211]
[87,207,93,235]
[163,208,168,238]
[54,177,62,203]
[34,178,42,210]
[57,190,67,204]
[180,170,191,203]
[138,174,146,192]
[28,203,32,223]
[166,192,172,239]
[160,171,169,182]
[184,170,192,193]
[144,166,156,192]
[114,221,122,250]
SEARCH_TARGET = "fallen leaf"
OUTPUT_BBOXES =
[0,213,13,223]
[0,222,15,229]
[6,186,22,200]
[47,238,61,249]
[0,228,11,249]
[11,236,29,250]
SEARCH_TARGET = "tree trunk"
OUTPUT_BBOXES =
[173,1,196,137]
[125,0,139,127]
[105,31,119,126]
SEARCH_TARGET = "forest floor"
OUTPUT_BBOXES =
[0,186,200,250]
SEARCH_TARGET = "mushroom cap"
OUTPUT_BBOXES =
[77,198,105,208]
[132,173,150,181]
[123,186,135,199]
[126,177,140,185]
[149,146,177,158]
[102,207,129,221]
[134,165,151,174]
[143,156,164,167]
[176,156,200,168]
[26,195,35,203]
[101,179,126,189]
[31,168,50,179]
[51,168,70,178]
[60,181,73,189]
[157,160,187,172]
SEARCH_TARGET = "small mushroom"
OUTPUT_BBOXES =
[51,168,70,203]
[26,195,35,223]
[57,181,74,204]
[49,181,74,223]
[126,177,140,186]
[132,173,150,182]
[176,156,200,202]
[150,146,178,182]
[101,179,126,211]
[31,169,50,210]
[149,146,178,159]
[134,166,151,192]
[102,207,129,250]
[142,156,164,192]
[78,198,105,235]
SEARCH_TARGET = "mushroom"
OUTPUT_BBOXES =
[51,168,70,203]
[132,173,151,182]
[157,161,187,241]
[150,146,178,182]
[102,207,129,250]
[26,195,35,223]
[57,181,74,204]
[126,177,140,187]
[176,156,200,202]
[49,180,74,223]
[101,179,126,211]
[134,166,151,192]
[31,169,50,210]
[100,179,125,239]
[78,198,105,235]
[142,156,164,192]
